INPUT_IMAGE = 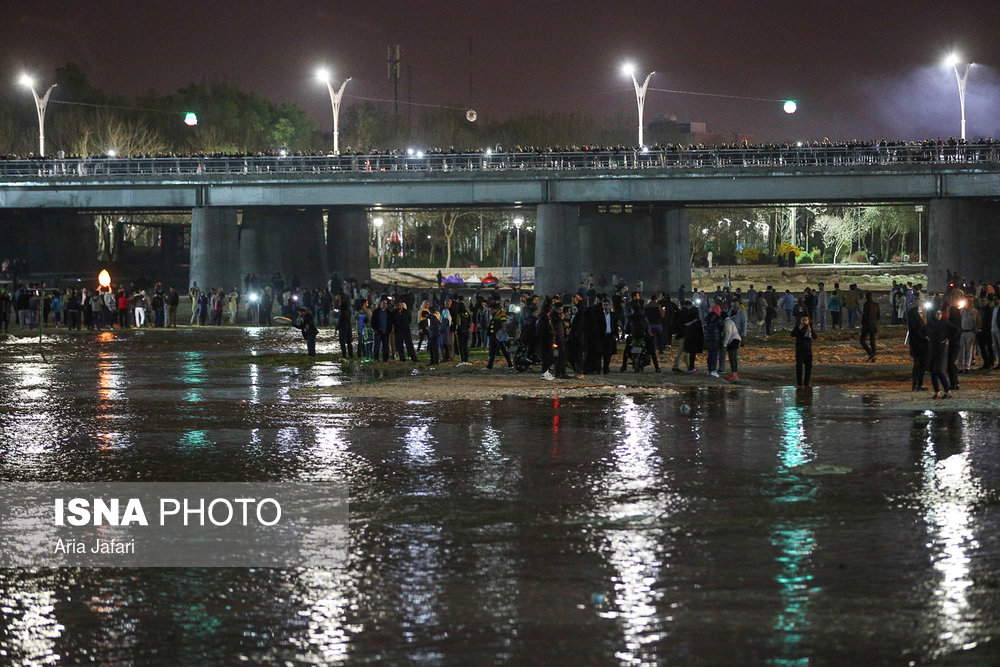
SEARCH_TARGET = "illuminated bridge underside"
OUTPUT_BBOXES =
[2,164,998,292]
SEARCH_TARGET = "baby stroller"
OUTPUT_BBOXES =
[511,320,541,372]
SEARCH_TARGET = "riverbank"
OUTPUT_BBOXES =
[5,324,995,410]
[304,327,1000,410]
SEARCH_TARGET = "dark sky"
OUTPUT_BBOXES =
[4,0,1000,143]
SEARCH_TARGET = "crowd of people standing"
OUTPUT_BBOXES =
[4,269,999,394]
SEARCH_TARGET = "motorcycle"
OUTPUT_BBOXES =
[510,338,540,372]
[627,336,650,372]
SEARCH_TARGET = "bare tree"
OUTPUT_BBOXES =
[438,210,479,268]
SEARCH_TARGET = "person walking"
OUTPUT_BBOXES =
[537,303,555,380]
[814,283,828,330]
[926,308,957,399]
[906,298,929,391]
[828,285,843,329]
[791,314,817,387]
[860,291,880,362]
[958,298,980,372]
[703,303,724,377]
[485,302,514,369]
[682,303,705,374]
[781,290,795,325]
[723,304,745,381]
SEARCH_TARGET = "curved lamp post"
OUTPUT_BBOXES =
[19,74,57,157]
[622,64,654,149]
[944,53,971,140]
[316,68,352,155]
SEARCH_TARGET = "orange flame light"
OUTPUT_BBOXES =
[98,269,111,289]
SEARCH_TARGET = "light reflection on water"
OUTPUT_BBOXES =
[917,410,983,658]
[770,387,818,666]
[1,329,999,664]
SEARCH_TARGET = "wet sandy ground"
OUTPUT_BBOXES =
[9,322,997,404]
[1,326,999,664]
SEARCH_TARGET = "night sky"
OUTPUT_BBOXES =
[4,0,1000,144]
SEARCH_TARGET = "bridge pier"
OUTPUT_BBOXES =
[535,204,581,296]
[240,207,328,292]
[535,204,690,297]
[0,210,99,279]
[928,198,1000,290]
[190,207,240,292]
[326,207,372,286]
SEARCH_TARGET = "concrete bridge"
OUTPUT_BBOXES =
[1,146,998,293]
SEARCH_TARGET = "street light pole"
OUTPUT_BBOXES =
[19,75,56,157]
[622,64,654,148]
[945,54,971,141]
[915,205,924,262]
[316,68,352,154]
[513,217,523,288]
[373,217,384,269]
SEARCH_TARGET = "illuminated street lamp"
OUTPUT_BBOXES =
[944,53,971,140]
[622,63,654,148]
[19,74,57,157]
[513,216,524,287]
[316,68,352,154]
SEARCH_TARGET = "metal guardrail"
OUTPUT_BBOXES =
[0,144,998,178]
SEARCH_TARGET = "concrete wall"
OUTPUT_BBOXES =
[536,204,691,297]
[928,198,1000,290]
[534,204,581,296]
[240,207,328,291]
[189,207,239,292]
[0,210,99,277]
[327,206,371,285]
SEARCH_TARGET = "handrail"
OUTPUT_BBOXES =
[0,143,997,178]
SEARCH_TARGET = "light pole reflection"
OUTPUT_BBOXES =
[769,389,820,664]
[916,411,979,656]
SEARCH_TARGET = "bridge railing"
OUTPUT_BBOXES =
[1,143,997,178]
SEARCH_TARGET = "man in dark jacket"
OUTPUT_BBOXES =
[860,291,880,361]
[537,303,555,380]
[945,301,963,390]
[372,298,393,362]
[906,297,929,391]
[551,301,569,378]
[394,301,418,362]
[337,296,354,358]
[452,296,471,363]
[294,307,318,356]
[568,295,588,374]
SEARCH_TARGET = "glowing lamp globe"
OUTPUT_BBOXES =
[98,270,111,289]
[184,112,198,126]
[783,100,798,114]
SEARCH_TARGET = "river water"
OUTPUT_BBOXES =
[1,329,999,664]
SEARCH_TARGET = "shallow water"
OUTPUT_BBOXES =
[1,329,999,664]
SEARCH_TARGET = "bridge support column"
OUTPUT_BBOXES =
[240,207,328,291]
[928,198,1000,290]
[326,206,371,286]
[190,207,240,292]
[0,210,98,278]
[535,204,581,296]
[577,205,690,296]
